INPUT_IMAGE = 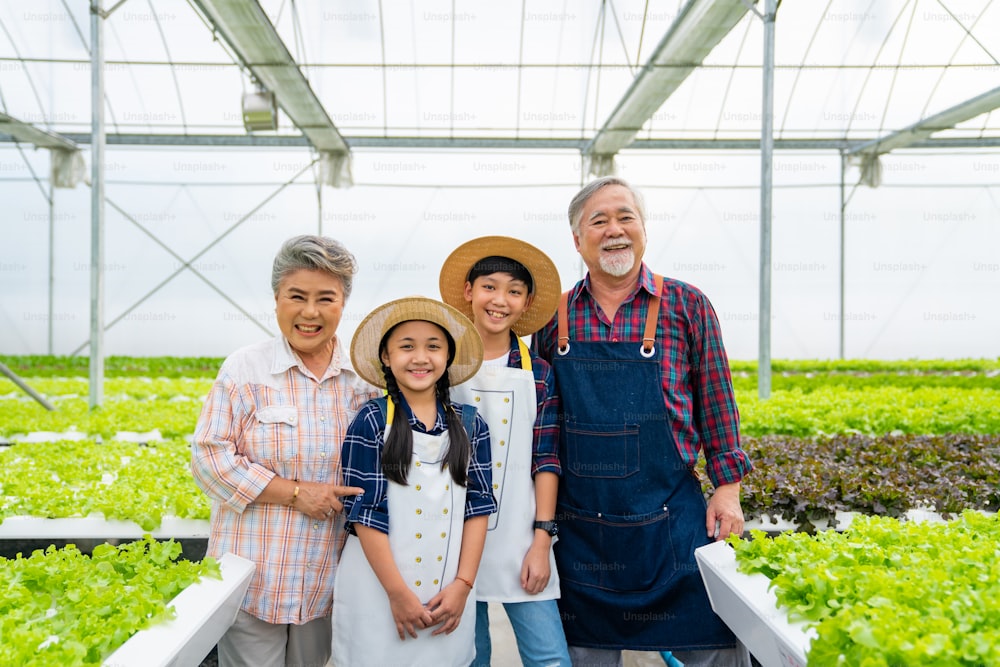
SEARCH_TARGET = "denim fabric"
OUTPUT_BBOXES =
[473,600,571,667]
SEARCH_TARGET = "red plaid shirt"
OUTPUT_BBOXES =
[530,263,751,487]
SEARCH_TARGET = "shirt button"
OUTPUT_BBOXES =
[440,532,447,538]
[415,557,422,563]
[501,418,508,424]
[474,396,481,402]
[416,532,422,539]
[499,440,505,447]
[437,555,443,561]
[319,452,327,458]
[493,483,499,490]
[415,484,422,491]
[313,523,319,530]
[442,508,449,514]
[415,580,422,587]
[433,579,440,585]
[503,397,510,403]
[416,508,423,515]
[320,416,326,422]
[496,462,502,468]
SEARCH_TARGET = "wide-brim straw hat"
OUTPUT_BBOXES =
[438,236,561,336]
[350,296,484,389]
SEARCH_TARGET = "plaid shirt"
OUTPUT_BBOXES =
[341,397,497,534]
[506,331,562,477]
[191,336,378,624]
[530,263,752,487]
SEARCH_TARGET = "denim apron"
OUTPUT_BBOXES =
[551,275,736,651]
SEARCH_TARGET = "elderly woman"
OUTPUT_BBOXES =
[192,235,379,667]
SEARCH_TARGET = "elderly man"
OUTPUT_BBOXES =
[531,177,753,667]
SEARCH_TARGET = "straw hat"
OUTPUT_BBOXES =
[350,296,484,389]
[438,236,561,336]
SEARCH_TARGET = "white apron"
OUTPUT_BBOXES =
[332,409,476,667]
[451,339,560,602]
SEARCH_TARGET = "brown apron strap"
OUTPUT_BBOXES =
[557,290,571,353]
[642,274,664,355]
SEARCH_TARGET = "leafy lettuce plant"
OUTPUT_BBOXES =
[731,512,1000,666]
[0,537,220,665]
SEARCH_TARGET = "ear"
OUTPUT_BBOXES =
[380,349,390,367]
[573,231,582,252]
[463,281,473,302]
[524,293,535,310]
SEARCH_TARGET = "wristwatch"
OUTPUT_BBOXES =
[533,520,559,537]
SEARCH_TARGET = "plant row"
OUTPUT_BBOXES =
[730,511,1000,666]
[736,433,1000,527]
[0,439,210,529]
[4,373,997,404]
[0,537,219,665]
[2,386,998,441]
[4,355,999,378]
[1,377,213,401]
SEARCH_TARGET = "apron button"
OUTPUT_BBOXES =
[416,533,422,539]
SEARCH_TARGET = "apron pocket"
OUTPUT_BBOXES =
[557,503,676,593]
[565,421,639,479]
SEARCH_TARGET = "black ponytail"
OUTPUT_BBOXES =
[380,364,414,485]
[436,372,470,486]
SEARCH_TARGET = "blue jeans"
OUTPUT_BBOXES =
[473,600,571,667]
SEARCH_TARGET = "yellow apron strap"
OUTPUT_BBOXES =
[516,337,532,372]
[385,394,395,425]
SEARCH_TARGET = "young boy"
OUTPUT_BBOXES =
[439,236,570,667]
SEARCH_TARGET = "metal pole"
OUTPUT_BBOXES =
[89,1,105,408]
[839,150,846,359]
[0,362,56,411]
[757,0,776,399]
[48,185,54,355]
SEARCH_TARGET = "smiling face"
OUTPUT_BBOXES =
[573,184,647,279]
[463,272,533,339]
[379,320,451,400]
[274,269,345,371]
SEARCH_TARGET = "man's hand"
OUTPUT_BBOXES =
[706,482,744,540]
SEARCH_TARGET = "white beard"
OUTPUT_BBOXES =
[599,249,635,277]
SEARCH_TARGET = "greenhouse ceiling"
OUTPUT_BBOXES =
[1,0,999,159]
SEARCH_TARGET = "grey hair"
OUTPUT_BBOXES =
[271,235,359,298]
[567,176,647,234]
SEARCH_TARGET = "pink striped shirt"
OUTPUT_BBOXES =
[191,336,378,624]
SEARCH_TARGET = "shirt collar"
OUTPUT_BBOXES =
[271,335,345,381]
[575,262,656,305]
[507,330,523,368]
[396,392,448,432]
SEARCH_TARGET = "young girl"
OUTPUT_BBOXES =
[332,296,497,667]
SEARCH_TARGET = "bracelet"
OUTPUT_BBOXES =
[289,485,300,506]
[455,575,474,590]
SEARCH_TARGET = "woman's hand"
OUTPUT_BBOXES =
[387,588,435,640]
[295,481,364,520]
[426,580,472,635]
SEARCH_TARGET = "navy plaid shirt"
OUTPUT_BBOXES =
[530,263,752,487]
[505,331,562,477]
[341,396,497,534]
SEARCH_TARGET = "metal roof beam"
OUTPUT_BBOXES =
[847,86,1000,157]
[582,0,751,171]
[189,0,352,185]
[6,133,1000,151]
[0,112,79,151]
